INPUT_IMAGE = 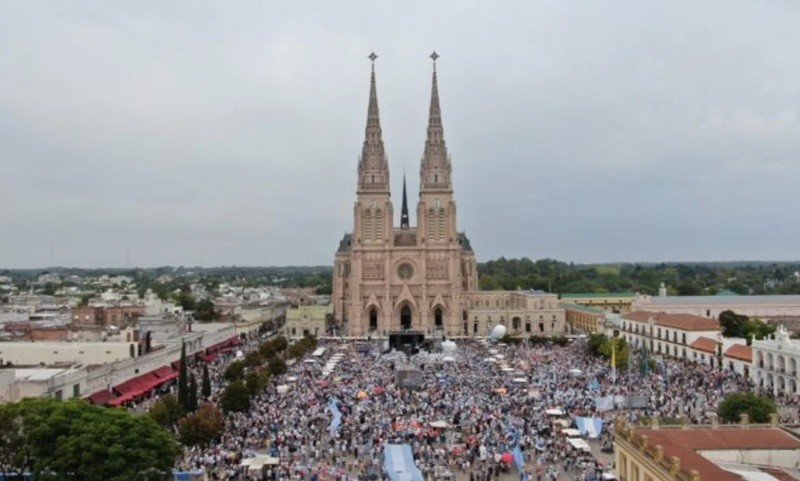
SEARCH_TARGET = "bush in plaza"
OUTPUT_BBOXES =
[718,392,777,424]
[258,335,289,360]
[178,403,225,447]
[528,335,549,346]
[220,381,251,414]
[500,334,523,345]
[0,398,179,481]
[267,357,288,376]
[149,394,184,431]
[550,336,569,347]
[223,360,246,382]
[245,369,270,397]
[243,350,264,368]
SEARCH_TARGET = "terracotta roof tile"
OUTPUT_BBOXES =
[629,427,800,481]
[623,310,720,331]
[690,336,718,354]
[724,344,753,362]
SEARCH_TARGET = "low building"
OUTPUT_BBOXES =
[559,292,636,313]
[466,290,566,338]
[282,305,331,338]
[752,326,800,395]
[562,303,606,334]
[633,293,800,320]
[621,311,721,363]
[614,415,800,481]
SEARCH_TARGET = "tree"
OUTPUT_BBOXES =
[719,310,749,337]
[188,374,198,413]
[178,343,189,412]
[245,370,269,397]
[267,357,287,377]
[220,381,251,414]
[148,394,183,431]
[0,404,28,477]
[193,299,218,321]
[718,392,777,424]
[201,364,212,399]
[1,398,180,481]
[223,360,246,382]
[178,403,224,447]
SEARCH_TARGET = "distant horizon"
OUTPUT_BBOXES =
[3,257,800,271]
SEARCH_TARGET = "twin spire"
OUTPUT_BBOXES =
[357,51,452,199]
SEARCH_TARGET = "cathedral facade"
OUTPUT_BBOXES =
[333,54,565,338]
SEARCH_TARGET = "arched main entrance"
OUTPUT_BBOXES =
[401,305,412,330]
[434,307,443,329]
[368,307,378,332]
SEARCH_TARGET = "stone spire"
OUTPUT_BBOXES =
[400,174,410,229]
[420,51,452,193]
[358,52,390,194]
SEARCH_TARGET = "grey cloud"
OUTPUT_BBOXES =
[1,0,799,267]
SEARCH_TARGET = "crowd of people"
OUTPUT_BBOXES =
[163,333,775,481]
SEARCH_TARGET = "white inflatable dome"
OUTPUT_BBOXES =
[490,324,507,340]
[441,340,457,354]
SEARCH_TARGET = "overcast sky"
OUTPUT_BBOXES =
[1,1,799,268]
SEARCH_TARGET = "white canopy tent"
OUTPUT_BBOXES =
[568,438,591,452]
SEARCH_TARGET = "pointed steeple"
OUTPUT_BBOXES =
[358,52,390,194]
[420,51,452,193]
[400,174,410,229]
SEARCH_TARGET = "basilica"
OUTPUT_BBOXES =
[332,53,565,338]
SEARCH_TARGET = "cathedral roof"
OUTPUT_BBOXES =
[337,234,352,253]
[458,233,473,252]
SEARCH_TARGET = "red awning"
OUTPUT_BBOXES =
[87,389,115,405]
[113,372,159,397]
[199,352,217,363]
[206,336,239,353]
[218,347,233,354]
[152,365,175,378]
[154,371,178,384]
[230,337,242,346]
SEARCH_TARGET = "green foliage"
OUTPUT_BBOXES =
[178,403,224,447]
[718,392,777,424]
[245,370,270,397]
[500,334,523,345]
[267,357,288,376]
[719,310,776,340]
[0,398,180,481]
[475,258,800,295]
[220,381,251,414]
[201,364,212,399]
[187,374,198,413]
[148,394,183,430]
[243,350,264,367]
[193,299,218,321]
[178,343,189,412]
[223,360,246,382]
[587,333,629,368]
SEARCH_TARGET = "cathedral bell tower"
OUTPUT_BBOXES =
[418,52,457,246]
[355,52,393,246]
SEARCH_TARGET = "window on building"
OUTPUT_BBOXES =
[73,384,80,398]
[434,307,443,328]
[539,323,544,333]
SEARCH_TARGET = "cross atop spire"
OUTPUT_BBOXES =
[419,51,451,192]
[357,52,389,194]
